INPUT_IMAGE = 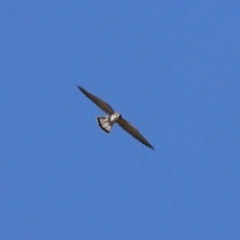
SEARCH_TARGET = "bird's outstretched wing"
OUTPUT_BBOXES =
[78,86,115,114]
[118,117,154,150]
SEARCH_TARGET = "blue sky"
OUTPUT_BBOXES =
[1,1,240,239]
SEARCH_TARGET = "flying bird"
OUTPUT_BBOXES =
[77,86,154,150]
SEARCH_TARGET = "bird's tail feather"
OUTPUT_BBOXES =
[96,116,112,133]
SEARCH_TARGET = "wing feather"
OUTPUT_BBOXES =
[78,86,115,114]
[118,117,154,150]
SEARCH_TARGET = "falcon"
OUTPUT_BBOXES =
[77,86,154,150]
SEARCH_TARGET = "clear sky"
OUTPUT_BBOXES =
[1,1,240,239]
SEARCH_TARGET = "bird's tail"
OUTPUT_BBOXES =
[96,116,113,133]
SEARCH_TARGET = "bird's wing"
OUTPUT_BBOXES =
[118,117,154,150]
[78,86,115,114]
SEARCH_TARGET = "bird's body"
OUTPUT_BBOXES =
[108,112,121,123]
[78,86,154,150]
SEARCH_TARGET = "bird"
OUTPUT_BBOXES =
[77,85,154,150]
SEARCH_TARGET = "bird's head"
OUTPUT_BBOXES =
[114,112,120,118]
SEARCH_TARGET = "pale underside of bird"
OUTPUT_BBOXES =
[77,86,154,150]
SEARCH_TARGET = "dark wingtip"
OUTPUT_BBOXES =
[149,145,155,151]
[77,86,86,95]
[77,85,82,91]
